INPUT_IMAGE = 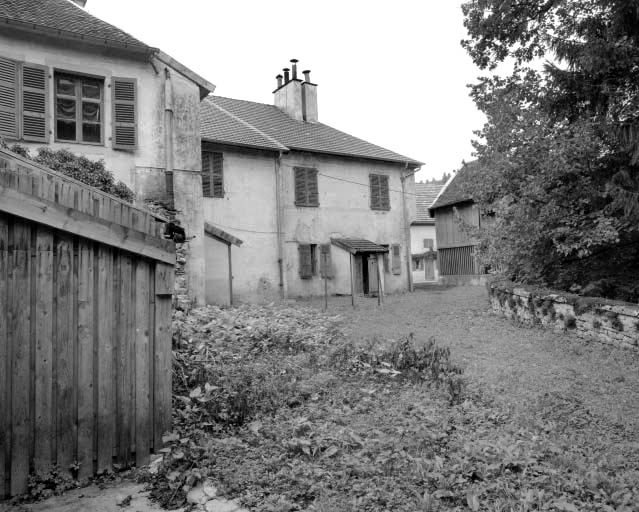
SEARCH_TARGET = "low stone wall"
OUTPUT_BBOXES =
[488,279,639,350]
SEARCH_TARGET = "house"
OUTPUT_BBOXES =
[199,60,422,303]
[428,161,488,284]
[0,0,215,302]
[411,182,444,283]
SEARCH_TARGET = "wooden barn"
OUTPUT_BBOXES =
[428,162,487,285]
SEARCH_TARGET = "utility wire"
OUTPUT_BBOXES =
[317,172,419,196]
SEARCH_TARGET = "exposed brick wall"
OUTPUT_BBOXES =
[488,279,639,350]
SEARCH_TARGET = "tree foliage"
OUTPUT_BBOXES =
[461,0,639,299]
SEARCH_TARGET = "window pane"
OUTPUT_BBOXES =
[56,76,75,96]
[57,120,76,140]
[82,102,100,122]
[56,98,76,120]
[82,79,101,99]
[82,123,101,143]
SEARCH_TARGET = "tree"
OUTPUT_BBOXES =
[461,0,639,299]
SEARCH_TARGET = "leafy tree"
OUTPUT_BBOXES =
[461,0,639,300]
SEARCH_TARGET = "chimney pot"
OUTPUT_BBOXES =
[283,68,290,83]
[290,59,298,80]
[276,74,283,88]
[302,70,311,82]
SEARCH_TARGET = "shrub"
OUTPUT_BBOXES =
[593,320,602,329]
[611,316,624,332]
[564,315,576,329]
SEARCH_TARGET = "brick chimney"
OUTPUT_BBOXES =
[274,59,317,122]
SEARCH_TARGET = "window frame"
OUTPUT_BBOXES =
[298,243,318,279]
[369,173,390,211]
[54,71,104,146]
[294,166,319,207]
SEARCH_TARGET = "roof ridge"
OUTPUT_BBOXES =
[207,100,289,152]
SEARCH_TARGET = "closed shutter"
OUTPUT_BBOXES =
[320,243,332,278]
[0,56,18,138]
[22,63,48,142]
[211,152,224,197]
[379,175,390,210]
[201,152,212,197]
[112,77,137,150]
[294,168,306,204]
[294,167,319,206]
[391,244,401,275]
[369,174,380,209]
[298,244,313,279]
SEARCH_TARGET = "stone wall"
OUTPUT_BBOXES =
[488,279,639,350]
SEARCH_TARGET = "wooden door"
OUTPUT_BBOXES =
[424,256,435,280]
[367,255,379,295]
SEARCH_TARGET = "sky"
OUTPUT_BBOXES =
[87,0,487,182]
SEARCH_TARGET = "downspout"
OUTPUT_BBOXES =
[400,164,414,292]
[164,68,174,205]
[274,151,285,297]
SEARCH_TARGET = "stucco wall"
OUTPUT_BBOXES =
[202,146,413,302]
[488,280,639,350]
[1,30,206,303]
[410,224,438,283]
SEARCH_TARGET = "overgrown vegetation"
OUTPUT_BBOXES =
[0,138,134,202]
[460,1,639,301]
[142,302,639,511]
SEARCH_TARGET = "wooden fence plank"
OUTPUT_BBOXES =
[116,255,133,466]
[77,240,94,480]
[135,260,151,467]
[9,221,31,496]
[55,233,76,474]
[96,246,115,472]
[34,228,54,473]
[0,214,8,498]
[153,263,173,450]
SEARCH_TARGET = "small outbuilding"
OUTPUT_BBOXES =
[204,223,243,306]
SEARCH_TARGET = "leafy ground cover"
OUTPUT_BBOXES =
[145,290,639,511]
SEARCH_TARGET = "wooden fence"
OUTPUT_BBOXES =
[438,245,478,276]
[0,148,175,498]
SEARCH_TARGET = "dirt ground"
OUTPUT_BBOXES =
[303,285,639,435]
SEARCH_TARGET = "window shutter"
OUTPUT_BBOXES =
[298,244,313,279]
[320,243,332,278]
[201,151,212,197]
[112,77,137,150]
[391,244,401,275]
[21,63,48,142]
[379,175,390,210]
[212,152,224,197]
[307,168,318,206]
[370,174,380,209]
[0,56,18,139]
[294,168,306,205]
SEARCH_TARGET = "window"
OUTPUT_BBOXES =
[391,244,401,275]
[294,167,319,207]
[298,243,317,279]
[0,56,48,142]
[319,243,332,278]
[55,72,103,144]
[370,174,390,211]
[423,238,434,250]
[202,151,224,198]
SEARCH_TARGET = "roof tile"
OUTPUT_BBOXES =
[414,182,445,223]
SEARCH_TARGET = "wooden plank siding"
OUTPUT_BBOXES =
[434,203,483,276]
[0,149,175,497]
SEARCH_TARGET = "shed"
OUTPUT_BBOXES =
[204,222,243,306]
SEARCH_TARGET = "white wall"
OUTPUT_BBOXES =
[410,224,438,283]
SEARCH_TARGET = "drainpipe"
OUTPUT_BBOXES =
[274,151,286,297]
[164,68,174,205]
[400,164,414,292]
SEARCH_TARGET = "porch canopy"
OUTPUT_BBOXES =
[331,238,388,254]
[205,222,243,247]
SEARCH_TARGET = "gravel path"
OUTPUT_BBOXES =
[305,285,639,435]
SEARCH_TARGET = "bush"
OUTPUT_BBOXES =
[0,139,134,202]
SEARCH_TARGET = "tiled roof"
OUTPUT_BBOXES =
[414,182,445,224]
[0,0,151,50]
[201,96,423,166]
[331,238,389,254]
[429,161,478,213]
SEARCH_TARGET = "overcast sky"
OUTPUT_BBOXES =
[87,0,486,182]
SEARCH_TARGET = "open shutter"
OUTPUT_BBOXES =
[391,244,401,275]
[379,175,390,210]
[298,244,313,279]
[320,244,332,278]
[22,63,48,142]
[212,152,224,197]
[112,77,137,150]
[370,174,380,209]
[201,152,212,197]
[307,168,318,206]
[0,56,18,139]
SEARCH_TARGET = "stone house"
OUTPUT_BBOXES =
[0,0,215,301]
[411,182,444,284]
[200,60,422,303]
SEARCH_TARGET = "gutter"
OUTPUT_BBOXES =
[400,164,421,293]
[274,151,286,297]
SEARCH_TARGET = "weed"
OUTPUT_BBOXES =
[564,315,576,329]
[611,316,624,332]
[593,319,602,329]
